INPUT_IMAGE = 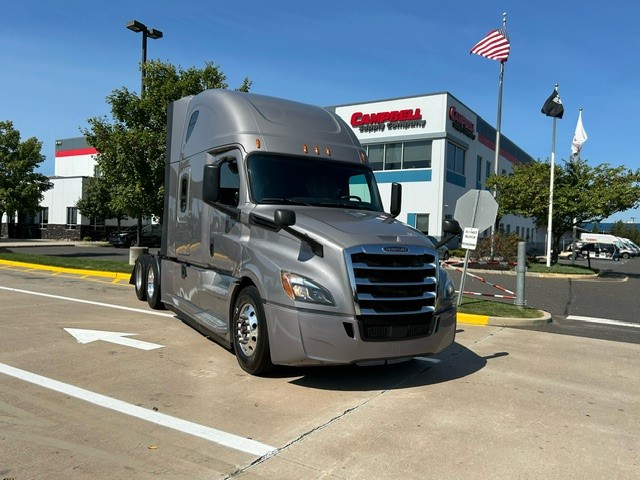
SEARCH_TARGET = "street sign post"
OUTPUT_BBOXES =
[454,190,499,306]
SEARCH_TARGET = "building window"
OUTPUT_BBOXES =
[415,213,429,234]
[367,144,384,170]
[66,207,78,229]
[385,143,402,170]
[476,155,483,185]
[403,141,432,169]
[486,161,492,180]
[39,207,49,229]
[446,142,465,175]
[366,140,432,171]
[91,217,106,230]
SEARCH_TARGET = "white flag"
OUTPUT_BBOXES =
[571,110,588,156]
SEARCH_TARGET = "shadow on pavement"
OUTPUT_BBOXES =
[283,342,498,391]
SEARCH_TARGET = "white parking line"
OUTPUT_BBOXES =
[0,285,174,317]
[566,315,640,328]
[0,362,277,457]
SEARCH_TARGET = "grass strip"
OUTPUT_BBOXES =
[0,252,133,274]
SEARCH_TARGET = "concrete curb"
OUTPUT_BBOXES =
[0,259,131,282]
[458,310,552,327]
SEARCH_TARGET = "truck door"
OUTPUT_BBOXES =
[198,151,243,331]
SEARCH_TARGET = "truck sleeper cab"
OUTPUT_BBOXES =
[132,89,460,375]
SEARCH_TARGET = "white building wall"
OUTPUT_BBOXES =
[54,153,97,177]
[41,177,85,224]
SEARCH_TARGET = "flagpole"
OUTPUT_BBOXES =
[570,107,583,265]
[490,12,507,259]
[546,84,559,268]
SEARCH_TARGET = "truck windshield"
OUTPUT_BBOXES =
[247,154,384,212]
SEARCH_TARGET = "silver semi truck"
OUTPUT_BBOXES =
[132,89,461,375]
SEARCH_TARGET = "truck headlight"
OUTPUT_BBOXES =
[437,267,457,308]
[281,272,335,306]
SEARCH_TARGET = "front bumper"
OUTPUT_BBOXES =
[265,303,456,366]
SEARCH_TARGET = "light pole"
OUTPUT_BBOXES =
[126,19,163,95]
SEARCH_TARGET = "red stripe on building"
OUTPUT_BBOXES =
[55,147,99,157]
[477,134,519,165]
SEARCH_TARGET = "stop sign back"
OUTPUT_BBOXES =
[454,189,498,232]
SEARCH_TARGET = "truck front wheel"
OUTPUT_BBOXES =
[232,286,273,375]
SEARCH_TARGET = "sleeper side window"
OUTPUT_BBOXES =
[178,170,190,220]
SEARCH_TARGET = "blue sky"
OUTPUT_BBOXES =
[2,0,639,222]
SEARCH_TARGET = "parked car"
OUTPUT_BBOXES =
[578,242,620,260]
[427,235,451,261]
[108,224,162,248]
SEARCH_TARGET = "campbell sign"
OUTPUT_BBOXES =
[350,108,426,133]
[448,106,475,139]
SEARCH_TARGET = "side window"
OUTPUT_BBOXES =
[178,170,190,220]
[348,174,371,202]
[218,158,240,207]
[185,110,199,143]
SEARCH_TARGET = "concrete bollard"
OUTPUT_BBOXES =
[515,241,526,307]
[129,246,149,266]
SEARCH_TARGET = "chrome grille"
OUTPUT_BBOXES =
[345,245,438,342]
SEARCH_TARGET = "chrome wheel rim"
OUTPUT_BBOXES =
[236,302,258,357]
[146,267,155,299]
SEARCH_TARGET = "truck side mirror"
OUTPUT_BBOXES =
[390,182,402,218]
[203,164,220,205]
[274,209,296,227]
[442,219,462,235]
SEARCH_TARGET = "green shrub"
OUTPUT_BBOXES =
[470,232,521,263]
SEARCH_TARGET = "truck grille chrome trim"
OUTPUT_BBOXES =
[344,245,438,342]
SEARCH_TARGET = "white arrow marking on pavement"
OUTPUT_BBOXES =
[64,328,164,350]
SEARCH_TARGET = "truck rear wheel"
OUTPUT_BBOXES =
[145,259,165,310]
[232,286,273,375]
[133,256,148,301]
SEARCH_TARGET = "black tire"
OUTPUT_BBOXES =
[232,286,273,375]
[442,251,450,261]
[133,255,149,301]
[146,259,165,310]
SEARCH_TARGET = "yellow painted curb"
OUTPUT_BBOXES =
[457,312,490,325]
[0,259,131,281]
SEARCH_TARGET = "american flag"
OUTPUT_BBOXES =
[470,28,510,62]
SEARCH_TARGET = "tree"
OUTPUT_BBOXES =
[610,220,640,244]
[82,60,251,240]
[76,176,126,230]
[486,158,640,264]
[0,121,52,237]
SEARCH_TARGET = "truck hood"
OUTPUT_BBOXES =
[255,206,430,248]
